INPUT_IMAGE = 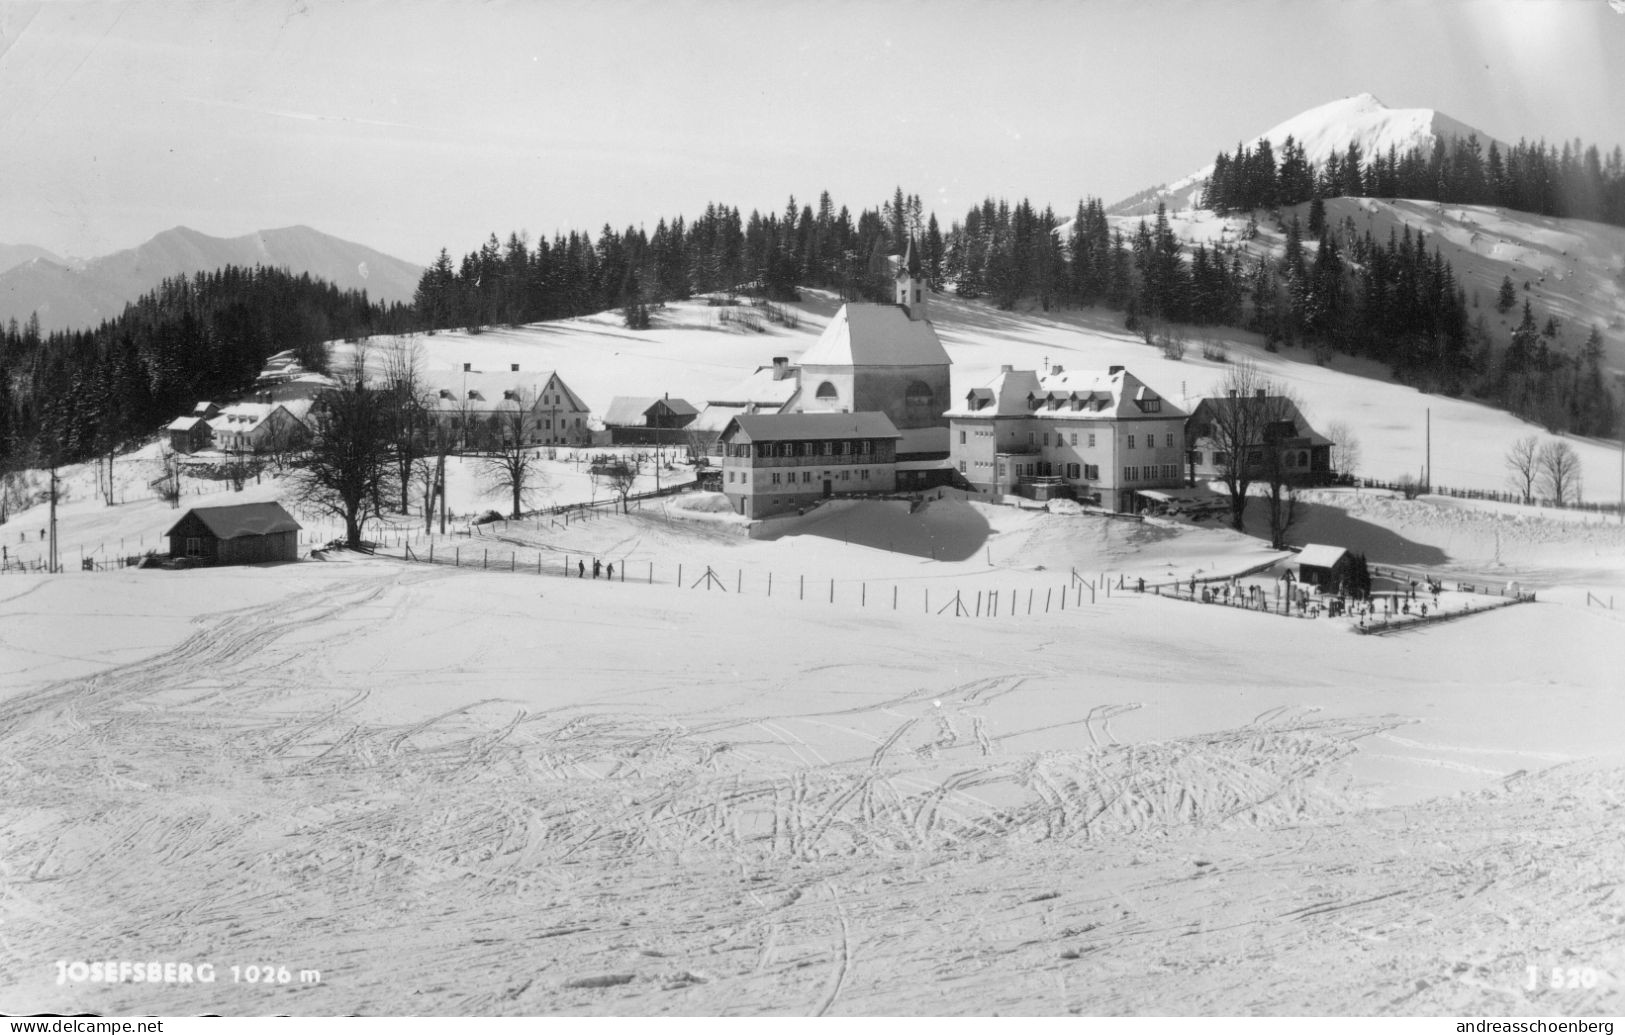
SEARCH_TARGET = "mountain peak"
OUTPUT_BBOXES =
[1109,94,1499,216]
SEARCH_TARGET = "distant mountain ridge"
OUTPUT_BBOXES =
[0,243,62,276]
[1110,93,1504,216]
[0,225,423,333]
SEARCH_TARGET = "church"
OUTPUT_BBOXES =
[781,244,952,487]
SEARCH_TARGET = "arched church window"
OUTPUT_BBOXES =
[815,381,839,401]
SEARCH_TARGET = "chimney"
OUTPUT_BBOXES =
[772,356,789,381]
[1228,389,1238,399]
[1051,364,1063,376]
[511,363,519,372]
[1000,364,1012,374]
[463,362,471,372]
[1109,365,1124,375]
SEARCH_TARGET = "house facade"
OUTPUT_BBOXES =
[422,367,591,449]
[717,412,901,519]
[209,401,312,455]
[165,416,213,454]
[1185,394,1335,485]
[945,364,1188,512]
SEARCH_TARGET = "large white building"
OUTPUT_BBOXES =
[945,364,1188,512]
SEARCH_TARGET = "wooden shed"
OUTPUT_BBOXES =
[165,502,302,566]
[1295,543,1352,590]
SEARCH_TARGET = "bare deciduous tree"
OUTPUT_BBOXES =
[1326,420,1361,481]
[483,390,548,519]
[1200,360,1303,537]
[382,335,433,515]
[1505,435,1540,503]
[1537,439,1582,506]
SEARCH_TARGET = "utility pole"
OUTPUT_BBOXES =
[48,466,59,574]
[1425,407,1431,492]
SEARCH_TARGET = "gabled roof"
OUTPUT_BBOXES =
[798,303,949,368]
[419,370,587,413]
[646,397,698,418]
[1188,396,1331,446]
[167,416,206,432]
[945,366,1184,421]
[602,396,659,426]
[1296,544,1349,569]
[722,412,901,443]
[165,502,302,540]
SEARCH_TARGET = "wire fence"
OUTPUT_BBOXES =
[1358,477,1623,516]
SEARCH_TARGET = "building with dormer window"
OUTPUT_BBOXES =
[945,364,1188,512]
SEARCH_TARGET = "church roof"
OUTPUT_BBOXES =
[798,303,950,369]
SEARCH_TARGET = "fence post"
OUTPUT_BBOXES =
[1060,584,1066,609]
[768,572,772,597]
[455,547,460,567]
[800,574,804,600]
[679,564,683,587]
[484,550,488,570]
[1045,588,1052,612]
[862,582,866,607]
[649,562,653,584]
[893,585,898,610]
[738,569,742,593]
[829,578,834,604]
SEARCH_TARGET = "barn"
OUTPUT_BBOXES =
[165,502,302,566]
[1295,543,1352,590]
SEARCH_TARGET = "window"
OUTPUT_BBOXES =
[816,381,839,401]
[1190,450,1203,465]
[186,537,202,556]
[1043,432,1050,446]
[1084,464,1099,480]
[771,472,781,484]
[727,470,735,483]
[1214,451,1231,467]
[1122,466,1137,482]
[861,469,870,480]
[959,430,966,444]
[1070,433,1078,446]
[1028,432,1035,446]
[1067,463,1080,479]
[1087,433,1096,448]
[959,460,967,473]
[802,472,812,483]
[1166,433,1175,448]
[1128,434,1136,449]
[841,470,850,481]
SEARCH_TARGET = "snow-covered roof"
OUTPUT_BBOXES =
[166,502,302,540]
[166,416,206,432]
[946,366,1184,421]
[602,396,659,426]
[419,370,586,413]
[798,303,950,369]
[1296,544,1349,569]
[722,412,901,443]
[707,365,799,408]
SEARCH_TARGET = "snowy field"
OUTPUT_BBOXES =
[3,294,1625,1017]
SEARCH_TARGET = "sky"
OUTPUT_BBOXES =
[1,0,1623,267]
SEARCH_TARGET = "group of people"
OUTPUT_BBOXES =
[577,558,614,580]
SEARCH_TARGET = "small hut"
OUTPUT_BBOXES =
[165,502,302,566]
[1295,543,1352,590]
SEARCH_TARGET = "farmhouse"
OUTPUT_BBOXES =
[601,395,699,445]
[421,366,590,449]
[164,502,302,565]
[945,364,1188,512]
[1186,394,1335,485]
[208,401,312,456]
[717,412,901,519]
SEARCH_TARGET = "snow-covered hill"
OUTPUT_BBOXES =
[1111,93,1502,216]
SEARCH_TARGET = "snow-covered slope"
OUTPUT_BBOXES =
[1111,93,1502,216]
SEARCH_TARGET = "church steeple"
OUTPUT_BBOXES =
[894,237,928,322]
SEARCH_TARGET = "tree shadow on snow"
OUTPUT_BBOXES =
[1243,498,1448,566]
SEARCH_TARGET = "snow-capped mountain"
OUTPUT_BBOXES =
[0,225,423,334]
[1110,93,1504,216]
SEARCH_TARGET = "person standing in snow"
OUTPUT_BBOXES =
[606,562,613,580]
[592,558,601,578]
[578,559,585,578]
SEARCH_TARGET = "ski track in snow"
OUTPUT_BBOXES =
[2,556,1621,1015]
